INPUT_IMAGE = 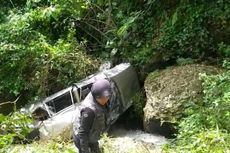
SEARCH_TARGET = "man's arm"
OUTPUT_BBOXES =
[78,107,95,153]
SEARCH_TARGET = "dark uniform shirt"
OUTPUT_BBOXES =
[74,103,108,153]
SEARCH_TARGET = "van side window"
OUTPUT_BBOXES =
[46,91,73,113]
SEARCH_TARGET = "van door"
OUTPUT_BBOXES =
[107,80,123,125]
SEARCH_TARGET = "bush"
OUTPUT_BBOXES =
[85,0,230,75]
[0,1,99,104]
[0,112,32,152]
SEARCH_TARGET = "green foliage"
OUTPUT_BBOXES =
[130,91,146,120]
[100,134,117,153]
[0,1,99,103]
[218,42,230,57]
[164,60,230,153]
[89,0,230,74]
[0,112,32,152]
[176,58,196,65]
[9,139,76,153]
[1,0,229,104]
[0,0,230,151]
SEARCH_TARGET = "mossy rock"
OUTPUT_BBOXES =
[143,64,222,135]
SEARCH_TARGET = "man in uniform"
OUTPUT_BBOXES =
[73,79,112,153]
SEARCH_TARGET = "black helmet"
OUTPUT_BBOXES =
[91,79,111,98]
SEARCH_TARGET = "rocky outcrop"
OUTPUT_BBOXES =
[143,64,222,136]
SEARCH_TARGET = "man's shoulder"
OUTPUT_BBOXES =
[81,107,95,120]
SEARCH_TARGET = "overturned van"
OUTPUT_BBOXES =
[21,63,140,140]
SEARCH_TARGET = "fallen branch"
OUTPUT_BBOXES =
[0,96,21,106]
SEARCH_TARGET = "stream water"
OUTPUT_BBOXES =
[99,127,168,153]
[109,128,168,145]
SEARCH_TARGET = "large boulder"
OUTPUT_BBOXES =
[143,64,222,136]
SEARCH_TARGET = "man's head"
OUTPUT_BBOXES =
[91,79,111,106]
